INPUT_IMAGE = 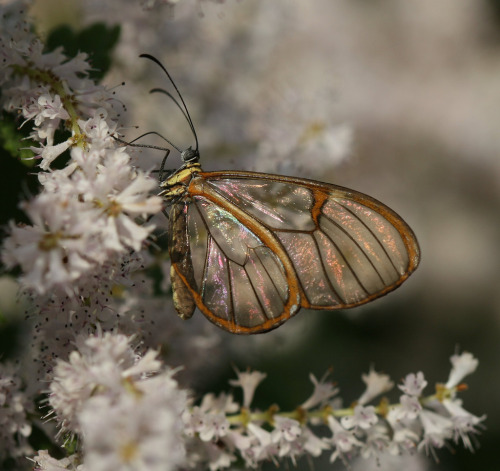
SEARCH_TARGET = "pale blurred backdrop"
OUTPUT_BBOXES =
[12,0,500,469]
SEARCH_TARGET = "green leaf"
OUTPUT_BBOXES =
[0,119,36,166]
[45,23,121,80]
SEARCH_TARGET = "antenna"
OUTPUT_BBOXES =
[140,54,199,153]
[116,131,182,153]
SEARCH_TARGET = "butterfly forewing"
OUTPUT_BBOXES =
[167,168,419,334]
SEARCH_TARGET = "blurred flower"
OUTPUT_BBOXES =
[399,372,428,397]
[446,352,479,389]
[357,367,394,405]
[49,332,187,471]
[341,404,378,430]
[300,372,339,410]
[0,363,33,461]
[229,369,267,408]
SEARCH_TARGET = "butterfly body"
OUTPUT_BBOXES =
[160,163,420,334]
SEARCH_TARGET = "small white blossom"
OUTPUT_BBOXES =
[341,404,378,430]
[359,424,391,459]
[302,427,331,457]
[30,139,73,170]
[31,450,83,470]
[198,412,230,441]
[271,416,302,443]
[395,394,422,420]
[37,94,70,121]
[357,367,394,405]
[386,407,420,454]
[446,352,479,389]
[326,416,364,463]
[246,423,278,462]
[229,369,267,408]
[442,398,486,451]
[399,372,427,396]
[300,372,339,410]
[417,410,454,456]
[199,392,239,414]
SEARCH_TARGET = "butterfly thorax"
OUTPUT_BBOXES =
[158,162,202,200]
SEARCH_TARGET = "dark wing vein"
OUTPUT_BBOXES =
[227,258,236,326]
[243,262,268,321]
[318,222,370,296]
[254,248,286,303]
[311,232,343,304]
[191,200,211,292]
[320,211,386,287]
[336,200,400,275]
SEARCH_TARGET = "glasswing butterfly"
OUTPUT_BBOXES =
[137,55,420,335]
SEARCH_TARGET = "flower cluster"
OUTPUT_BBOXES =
[33,336,484,471]
[184,353,485,470]
[182,351,485,469]
[0,4,162,297]
[36,331,188,471]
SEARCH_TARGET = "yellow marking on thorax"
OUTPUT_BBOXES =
[158,163,202,198]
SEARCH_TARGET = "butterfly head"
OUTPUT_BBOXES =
[181,146,200,164]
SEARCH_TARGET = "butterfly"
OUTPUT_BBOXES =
[139,54,420,334]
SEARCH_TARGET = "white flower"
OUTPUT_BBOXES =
[76,148,162,253]
[446,352,479,389]
[271,416,302,444]
[37,94,70,121]
[357,367,394,405]
[246,422,278,462]
[31,450,83,470]
[399,372,427,396]
[442,398,486,452]
[341,404,378,430]
[300,372,339,410]
[326,416,363,463]
[359,424,391,459]
[2,194,93,294]
[394,394,422,420]
[301,427,330,457]
[48,332,188,471]
[199,392,239,414]
[385,407,420,454]
[30,139,73,170]
[49,332,138,434]
[79,378,186,471]
[78,108,116,151]
[417,410,454,456]
[198,412,230,442]
[229,369,267,408]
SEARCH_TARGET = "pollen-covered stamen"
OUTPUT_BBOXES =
[106,200,123,217]
[38,231,63,251]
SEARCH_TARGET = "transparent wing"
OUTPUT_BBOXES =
[169,170,419,334]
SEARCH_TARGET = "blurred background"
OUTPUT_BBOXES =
[2,0,500,469]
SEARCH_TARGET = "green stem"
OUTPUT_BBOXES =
[225,384,458,428]
[11,64,86,147]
